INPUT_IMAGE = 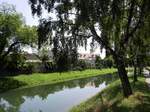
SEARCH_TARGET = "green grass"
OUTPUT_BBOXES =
[0,68,116,93]
[70,77,150,112]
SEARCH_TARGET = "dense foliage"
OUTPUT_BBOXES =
[95,56,114,69]
[0,3,38,73]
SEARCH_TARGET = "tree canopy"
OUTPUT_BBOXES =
[29,0,150,97]
[0,3,38,70]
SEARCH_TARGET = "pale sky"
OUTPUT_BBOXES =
[0,0,39,25]
[0,0,105,58]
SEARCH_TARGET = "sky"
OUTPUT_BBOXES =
[0,0,39,26]
[0,0,105,58]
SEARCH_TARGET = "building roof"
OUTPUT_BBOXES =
[78,53,99,60]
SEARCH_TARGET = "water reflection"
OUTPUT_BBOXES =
[0,74,118,112]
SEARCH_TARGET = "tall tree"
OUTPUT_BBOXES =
[37,17,79,71]
[0,3,37,70]
[128,11,150,82]
[29,0,150,97]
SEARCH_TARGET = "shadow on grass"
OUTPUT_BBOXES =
[105,78,150,112]
[113,93,150,112]
[0,77,27,93]
[71,77,150,112]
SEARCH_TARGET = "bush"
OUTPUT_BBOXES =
[55,51,71,73]
[72,66,84,71]
[22,63,34,74]
[77,60,87,70]
[4,52,26,74]
[95,56,103,69]
[95,56,115,69]
[42,61,56,73]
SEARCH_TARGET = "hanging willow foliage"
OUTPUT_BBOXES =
[29,0,150,97]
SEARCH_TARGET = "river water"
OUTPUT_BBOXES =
[0,74,118,112]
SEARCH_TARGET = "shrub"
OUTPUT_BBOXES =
[4,52,26,74]
[22,63,34,74]
[77,60,87,70]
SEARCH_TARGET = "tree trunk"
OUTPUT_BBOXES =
[133,58,138,82]
[134,65,138,82]
[138,66,143,76]
[137,56,143,76]
[115,57,133,97]
[0,57,4,71]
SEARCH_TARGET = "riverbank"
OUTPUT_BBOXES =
[70,77,150,112]
[0,68,116,93]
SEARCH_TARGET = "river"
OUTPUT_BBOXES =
[0,73,118,112]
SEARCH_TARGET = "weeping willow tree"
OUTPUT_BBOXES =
[128,13,150,82]
[37,16,85,72]
[29,0,150,97]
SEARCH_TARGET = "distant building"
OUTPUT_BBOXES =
[78,53,100,68]
[23,52,53,72]
[24,53,41,63]
[24,49,53,63]
[78,53,100,60]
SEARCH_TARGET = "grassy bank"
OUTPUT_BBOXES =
[70,77,150,112]
[0,68,116,93]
